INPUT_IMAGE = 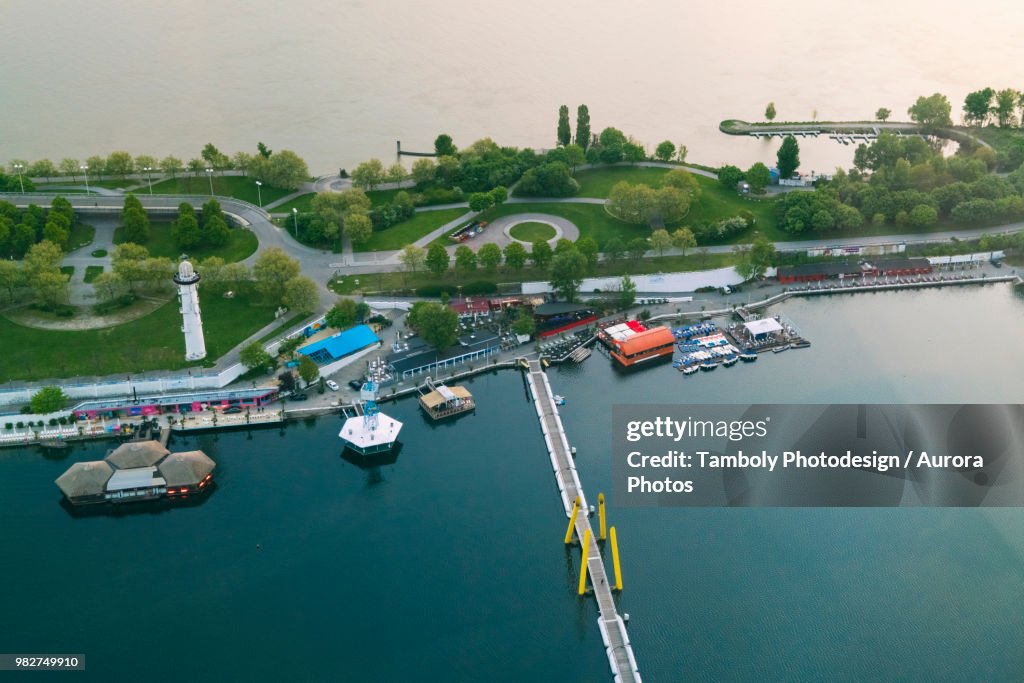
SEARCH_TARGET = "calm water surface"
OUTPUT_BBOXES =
[3,1,1024,172]
[2,285,1024,681]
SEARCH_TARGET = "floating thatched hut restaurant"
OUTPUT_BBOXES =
[55,441,215,506]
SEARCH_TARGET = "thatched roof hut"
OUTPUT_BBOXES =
[55,461,114,501]
[157,450,216,487]
[105,441,170,469]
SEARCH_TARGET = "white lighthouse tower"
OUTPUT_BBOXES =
[174,260,207,361]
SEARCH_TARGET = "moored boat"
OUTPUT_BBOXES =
[772,344,791,353]
[739,352,758,362]
[682,365,699,375]
[722,355,738,367]
[700,360,719,371]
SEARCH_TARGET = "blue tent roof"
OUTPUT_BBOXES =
[299,324,380,364]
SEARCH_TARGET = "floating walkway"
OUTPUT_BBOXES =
[524,359,641,683]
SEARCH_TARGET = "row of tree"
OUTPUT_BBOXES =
[6,141,309,190]
[0,197,78,257]
[962,87,1024,128]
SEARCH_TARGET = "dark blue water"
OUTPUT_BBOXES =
[2,285,1024,682]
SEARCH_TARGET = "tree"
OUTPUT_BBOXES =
[529,239,552,268]
[671,227,696,255]
[160,155,183,178]
[312,188,371,227]
[603,236,625,263]
[30,386,67,414]
[618,274,637,310]
[663,168,701,199]
[42,218,69,248]
[576,237,599,271]
[261,150,309,190]
[201,143,222,168]
[454,245,477,276]
[676,144,688,163]
[31,269,69,309]
[717,164,744,190]
[649,228,673,256]
[85,155,105,179]
[351,159,386,191]
[909,203,938,228]
[26,159,55,181]
[548,248,587,302]
[411,158,436,185]
[253,248,300,304]
[598,127,628,163]
[0,261,22,302]
[995,88,1020,127]
[557,105,572,146]
[468,192,494,211]
[512,314,535,338]
[206,215,231,247]
[120,194,150,243]
[489,185,508,205]
[627,237,649,261]
[515,161,579,197]
[92,271,126,303]
[58,158,80,181]
[749,235,776,280]
[623,142,646,163]
[399,245,427,279]
[765,102,777,121]
[257,142,273,159]
[105,151,134,178]
[733,245,754,280]
[298,355,320,387]
[426,243,450,276]
[232,152,253,174]
[776,135,801,180]
[503,241,527,272]
[240,341,274,372]
[111,242,150,292]
[907,93,952,132]
[478,243,502,272]
[326,298,358,329]
[171,202,200,249]
[875,108,891,122]
[655,140,676,162]
[282,276,319,313]
[745,162,771,194]
[386,163,406,183]
[343,212,373,245]
[575,105,591,149]
[962,88,994,126]
[278,371,296,393]
[412,302,458,351]
[134,155,157,175]
[434,134,457,157]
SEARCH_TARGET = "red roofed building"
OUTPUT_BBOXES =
[610,326,676,368]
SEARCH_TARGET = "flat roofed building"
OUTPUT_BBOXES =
[299,324,381,366]
[743,319,784,338]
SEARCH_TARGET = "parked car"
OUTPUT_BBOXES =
[290,393,308,401]
[348,379,363,391]
[326,380,339,391]
[223,406,242,414]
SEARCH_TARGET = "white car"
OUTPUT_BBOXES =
[325,379,339,391]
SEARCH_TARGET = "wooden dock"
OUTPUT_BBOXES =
[524,359,642,683]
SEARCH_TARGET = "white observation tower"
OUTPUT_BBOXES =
[174,260,207,361]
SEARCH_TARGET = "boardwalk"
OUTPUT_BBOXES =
[524,359,641,683]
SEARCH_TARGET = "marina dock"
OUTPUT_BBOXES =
[524,359,641,683]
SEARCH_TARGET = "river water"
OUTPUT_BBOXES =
[2,1,1024,174]
[2,284,1023,681]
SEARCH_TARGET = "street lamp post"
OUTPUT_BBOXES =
[143,166,154,195]
[255,180,262,208]
[206,168,214,195]
[13,164,25,193]
[80,164,90,195]
[292,207,299,239]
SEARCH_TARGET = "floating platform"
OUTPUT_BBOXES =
[418,379,475,421]
[339,401,402,455]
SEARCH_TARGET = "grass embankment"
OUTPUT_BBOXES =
[330,251,733,296]
[270,193,315,214]
[84,266,104,283]
[257,312,311,343]
[68,223,95,251]
[280,208,467,253]
[508,222,557,242]
[113,221,258,262]
[148,175,293,206]
[0,289,276,382]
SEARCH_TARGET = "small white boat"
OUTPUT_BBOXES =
[553,395,566,406]
[772,344,791,353]
[682,365,699,375]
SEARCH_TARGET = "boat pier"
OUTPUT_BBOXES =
[523,358,641,683]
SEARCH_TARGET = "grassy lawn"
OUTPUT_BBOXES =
[330,251,735,296]
[60,266,74,277]
[85,178,143,190]
[113,221,258,262]
[0,289,276,382]
[355,208,467,252]
[148,175,293,206]
[91,249,108,258]
[84,266,104,283]
[68,223,95,250]
[573,166,676,197]
[509,221,557,241]
[688,177,778,241]
[257,312,311,343]
[366,188,403,206]
[270,193,315,214]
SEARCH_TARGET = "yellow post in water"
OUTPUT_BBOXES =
[598,493,607,541]
[610,526,623,591]
[577,528,591,596]
[563,496,580,545]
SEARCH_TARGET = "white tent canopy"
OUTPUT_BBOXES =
[744,319,783,336]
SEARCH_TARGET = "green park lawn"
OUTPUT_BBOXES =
[257,312,311,344]
[0,289,277,382]
[84,266,104,283]
[355,208,468,252]
[330,250,734,296]
[148,175,293,206]
[113,221,258,262]
[270,193,315,214]
[68,223,95,251]
[508,221,557,242]
[59,266,74,277]
[573,166,677,197]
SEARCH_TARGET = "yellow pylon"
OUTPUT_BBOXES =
[563,496,580,544]
[577,528,591,596]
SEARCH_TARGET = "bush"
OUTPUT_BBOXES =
[49,418,58,426]
[16,421,24,428]
[417,187,464,206]
[4,423,12,430]
[94,293,136,315]
[367,314,393,328]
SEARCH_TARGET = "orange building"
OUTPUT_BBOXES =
[610,326,676,368]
